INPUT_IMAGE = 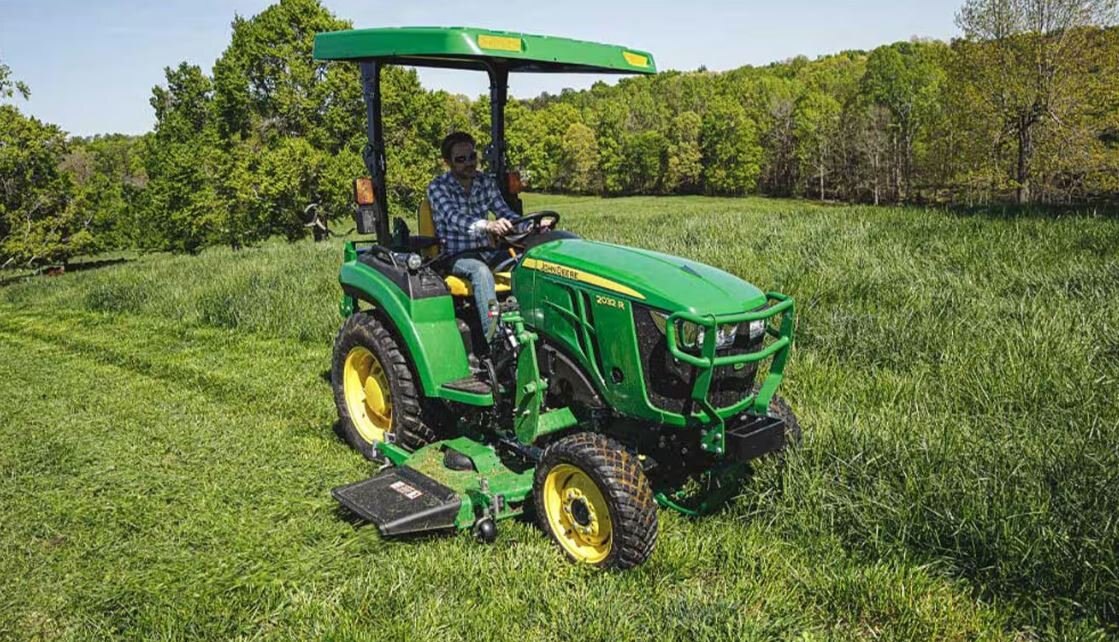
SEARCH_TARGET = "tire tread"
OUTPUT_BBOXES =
[534,432,657,569]
[331,312,436,458]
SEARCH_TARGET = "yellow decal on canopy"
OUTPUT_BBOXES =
[622,51,649,68]
[522,258,645,300]
[478,34,522,52]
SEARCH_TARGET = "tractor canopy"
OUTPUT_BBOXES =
[312,26,656,247]
[312,26,657,74]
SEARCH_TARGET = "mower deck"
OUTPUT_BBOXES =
[333,467,461,536]
[334,436,536,537]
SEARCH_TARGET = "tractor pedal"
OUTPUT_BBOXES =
[333,467,461,536]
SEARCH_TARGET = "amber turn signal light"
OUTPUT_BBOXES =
[353,177,376,205]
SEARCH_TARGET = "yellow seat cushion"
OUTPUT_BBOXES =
[445,272,512,297]
[417,198,441,259]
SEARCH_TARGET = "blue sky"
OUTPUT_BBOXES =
[0,0,962,137]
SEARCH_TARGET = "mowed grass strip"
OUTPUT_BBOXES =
[2,194,1117,637]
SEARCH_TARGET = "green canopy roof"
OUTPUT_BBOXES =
[313,26,656,75]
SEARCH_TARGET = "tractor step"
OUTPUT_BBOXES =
[332,466,462,536]
[442,375,492,394]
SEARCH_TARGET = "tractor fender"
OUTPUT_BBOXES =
[340,261,471,396]
[539,341,605,410]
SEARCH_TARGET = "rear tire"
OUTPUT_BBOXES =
[533,432,657,570]
[331,312,435,460]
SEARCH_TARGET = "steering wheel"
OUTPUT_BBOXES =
[488,211,562,272]
[502,211,561,248]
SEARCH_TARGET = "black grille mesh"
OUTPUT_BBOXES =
[632,303,762,414]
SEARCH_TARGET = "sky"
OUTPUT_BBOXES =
[0,0,963,137]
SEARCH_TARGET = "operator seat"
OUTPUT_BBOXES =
[417,198,512,298]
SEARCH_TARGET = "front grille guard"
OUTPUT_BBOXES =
[664,292,795,456]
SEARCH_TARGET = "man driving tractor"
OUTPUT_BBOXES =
[426,131,521,338]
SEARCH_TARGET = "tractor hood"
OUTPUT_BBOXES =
[520,239,767,314]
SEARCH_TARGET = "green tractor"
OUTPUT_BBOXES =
[316,27,798,569]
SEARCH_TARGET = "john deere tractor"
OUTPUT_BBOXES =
[316,27,798,569]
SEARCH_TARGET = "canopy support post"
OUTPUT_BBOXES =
[359,61,391,245]
[486,64,522,214]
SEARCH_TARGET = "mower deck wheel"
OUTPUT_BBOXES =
[534,432,657,569]
[331,312,435,459]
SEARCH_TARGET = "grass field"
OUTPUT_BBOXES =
[2,194,1117,640]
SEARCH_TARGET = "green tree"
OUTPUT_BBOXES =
[620,129,667,194]
[255,137,328,241]
[212,0,352,142]
[0,106,87,266]
[794,89,841,200]
[664,111,703,194]
[62,135,149,251]
[753,75,802,197]
[860,41,946,201]
[701,99,762,195]
[0,60,30,101]
[144,62,225,252]
[0,62,92,267]
[955,0,1119,204]
[594,98,630,195]
[556,122,601,193]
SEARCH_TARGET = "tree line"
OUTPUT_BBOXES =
[1,0,1116,267]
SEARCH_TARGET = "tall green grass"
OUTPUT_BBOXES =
[2,194,1117,639]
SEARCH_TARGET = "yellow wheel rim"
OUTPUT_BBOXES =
[542,463,613,564]
[342,346,392,444]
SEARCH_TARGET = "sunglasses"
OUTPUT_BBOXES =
[452,151,478,164]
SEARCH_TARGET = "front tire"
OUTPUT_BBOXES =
[331,312,435,460]
[767,392,801,448]
[533,433,657,570]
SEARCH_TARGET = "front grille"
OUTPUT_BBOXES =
[633,303,762,414]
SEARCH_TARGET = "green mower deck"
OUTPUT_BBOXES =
[334,437,538,536]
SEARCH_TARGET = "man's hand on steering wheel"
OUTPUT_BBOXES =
[485,211,562,250]
[503,211,561,246]
[486,218,515,236]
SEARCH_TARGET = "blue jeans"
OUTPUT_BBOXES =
[452,250,501,337]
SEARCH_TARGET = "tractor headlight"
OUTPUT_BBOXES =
[647,309,737,350]
[648,310,699,346]
[406,253,423,271]
[714,323,738,348]
[680,321,704,348]
[748,319,765,340]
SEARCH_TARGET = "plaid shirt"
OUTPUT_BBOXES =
[426,171,520,255]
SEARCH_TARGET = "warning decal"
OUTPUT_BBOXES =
[389,480,423,500]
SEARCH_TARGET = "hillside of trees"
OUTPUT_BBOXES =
[2,0,1117,267]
